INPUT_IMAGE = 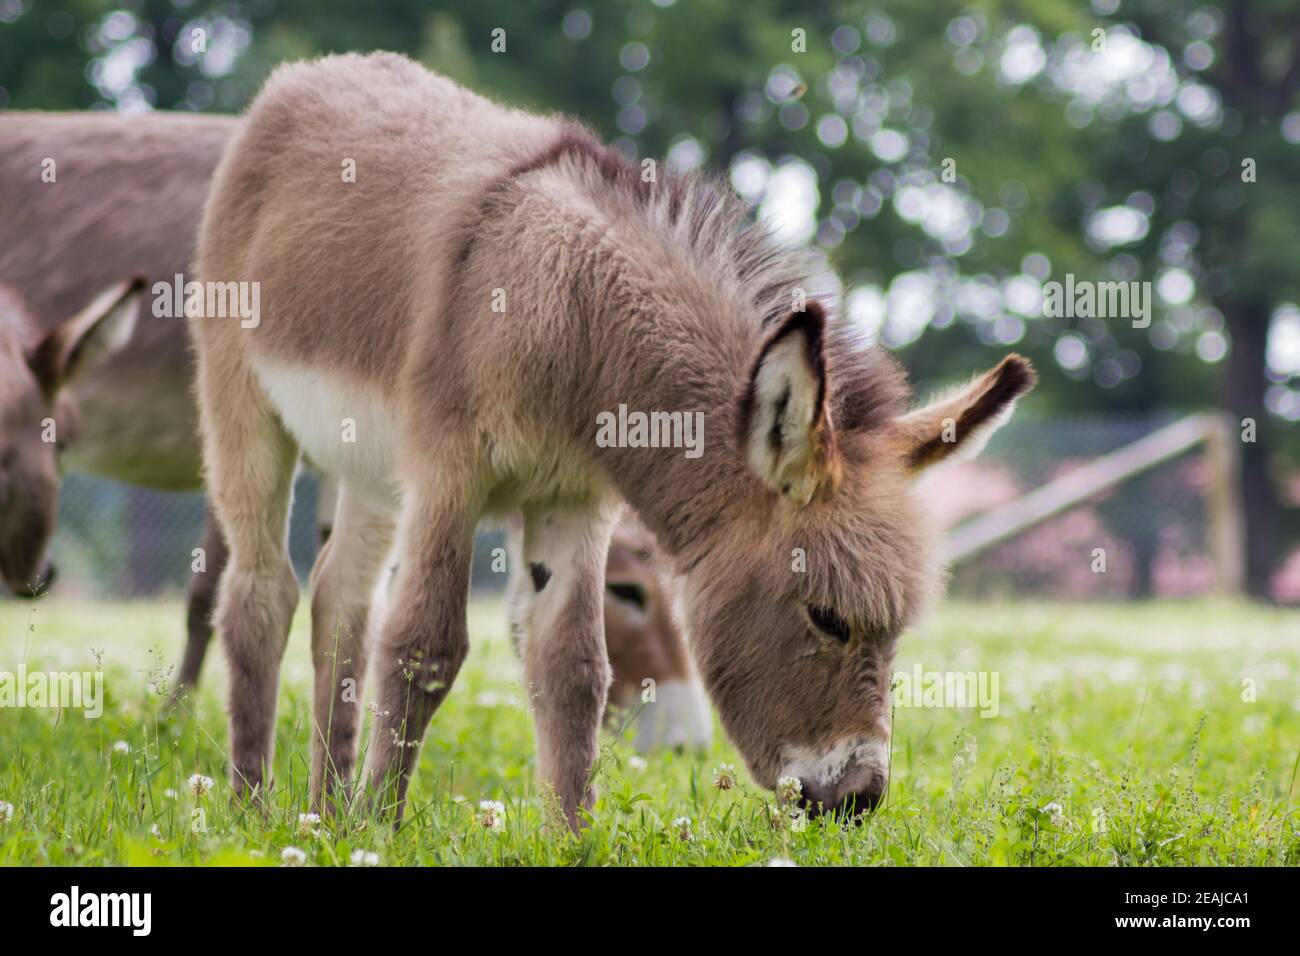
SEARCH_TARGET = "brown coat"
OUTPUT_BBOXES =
[192,53,1034,826]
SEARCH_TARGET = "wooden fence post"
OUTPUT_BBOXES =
[1202,412,1247,597]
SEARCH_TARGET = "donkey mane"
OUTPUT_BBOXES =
[519,123,838,330]
[458,121,912,439]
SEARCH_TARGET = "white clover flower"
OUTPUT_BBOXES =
[777,775,803,804]
[712,763,736,791]
[350,849,380,867]
[0,801,13,823]
[479,800,505,831]
[280,846,307,867]
[188,774,214,798]
[627,755,648,773]
[111,740,131,755]
[672,816,694,842]
[767,857,797,867]
[1040,801,1069,829]
[297,812,322,836]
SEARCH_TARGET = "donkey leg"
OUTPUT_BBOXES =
[197,353,300,800]
[519,505,618,831]
[173,503,229,697]
[362,483,475,819]
[308,485,395,810]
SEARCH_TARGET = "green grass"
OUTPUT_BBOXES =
[1,595,1297,866]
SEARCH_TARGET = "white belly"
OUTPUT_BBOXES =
[253,358,402,512]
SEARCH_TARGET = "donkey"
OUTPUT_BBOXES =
[600,515,712,752]
[0,278,144,593]
[0,111,238,691]
[192,53,1034,827]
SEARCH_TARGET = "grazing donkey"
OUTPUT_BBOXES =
[600,516,712,752]
[0,112,237,691]
[193,53,1034,827]
[507,512,712,753]
[0,278,143,593]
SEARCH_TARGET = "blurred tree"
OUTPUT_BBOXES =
[1,0,1295,597]
[1096,0,1300,597]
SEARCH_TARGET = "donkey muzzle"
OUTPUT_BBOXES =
[2,558,56,599]
[799,761,888,819]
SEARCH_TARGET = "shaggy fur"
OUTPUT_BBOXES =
[193,53,1035,825]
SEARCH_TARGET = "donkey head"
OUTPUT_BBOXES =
[603,515,712,752]
[604,516,680,705]
[0,279,142,597]
[682,302,1035,816]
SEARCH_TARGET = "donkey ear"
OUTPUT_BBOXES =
[895,354,1036,472]
[29,277,144,396]
[737,302,839,505]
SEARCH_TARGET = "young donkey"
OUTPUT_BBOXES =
[194,53,1034,826]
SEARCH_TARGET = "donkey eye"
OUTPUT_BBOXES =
[807,604,851,643]
[607,581,648,611]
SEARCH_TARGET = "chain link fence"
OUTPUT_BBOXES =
[45,471,508,600]
[29,414,1293,602]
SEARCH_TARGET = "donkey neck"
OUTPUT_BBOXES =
[466,143,818,562]
[550,229,760,564]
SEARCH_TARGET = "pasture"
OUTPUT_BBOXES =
[1,597,1296,866]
